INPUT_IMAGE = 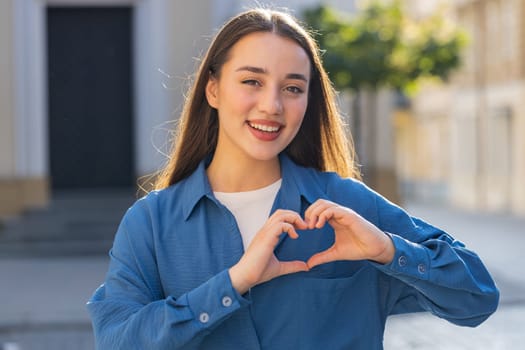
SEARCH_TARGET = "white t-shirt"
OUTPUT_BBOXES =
[214,179,282,250]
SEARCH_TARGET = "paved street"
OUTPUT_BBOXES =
[384,304,524,349]
[0,201,523,349]
[0,256,104,350]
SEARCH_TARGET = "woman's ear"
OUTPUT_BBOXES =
[206,76,219,109]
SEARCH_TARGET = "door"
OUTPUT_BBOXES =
[47,7,134,189]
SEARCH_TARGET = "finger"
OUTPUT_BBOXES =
[304,199,330,218]
[317,204,359,230]
[279,260,309,276]
[316,207,338,228]
[306,246,338,269]
[304,199,334,229]
[305,200,337,229]
[251,219,305,251]
[270,210,308,230]
[281,222,300,239]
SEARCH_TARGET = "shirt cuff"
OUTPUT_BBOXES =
[371,232,430,282]
[185,269,251,331]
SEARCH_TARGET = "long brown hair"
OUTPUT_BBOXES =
[154,8,360,190]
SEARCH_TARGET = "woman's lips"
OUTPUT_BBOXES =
[247,120,283,141]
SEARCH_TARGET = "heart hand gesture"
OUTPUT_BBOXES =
[229,200,395,294]
[229,209,310,294]
[304,199,395,268]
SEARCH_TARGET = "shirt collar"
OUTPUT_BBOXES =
[181,156,215,220]
[181,153,327,220]
[278,153,327,211]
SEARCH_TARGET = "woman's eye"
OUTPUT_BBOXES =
[286,86,304,94]
[242,79,261,86]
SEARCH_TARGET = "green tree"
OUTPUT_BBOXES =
[302,1,466,201]
[303,1,467,93]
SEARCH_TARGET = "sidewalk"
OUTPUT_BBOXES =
[404,201,525,305]
[0,256,105,350]
[0,257,108,328]
[384,304,525,349]
[0,201,523,349]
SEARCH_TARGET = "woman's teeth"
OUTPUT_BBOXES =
[248,122,280,132]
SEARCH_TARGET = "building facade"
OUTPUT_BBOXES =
[0,0,361,218]
[0,0,232,218]
[396,0,525,216]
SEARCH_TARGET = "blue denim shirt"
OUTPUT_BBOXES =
[87,154,499,349]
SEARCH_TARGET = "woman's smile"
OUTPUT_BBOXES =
[246,120,283,141]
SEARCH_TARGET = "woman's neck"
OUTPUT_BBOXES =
[206,152,281,193]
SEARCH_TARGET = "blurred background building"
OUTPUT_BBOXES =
[396,0,525,216]
[0,0,355,220]
[1,0,523,223]
[0,0,221,218]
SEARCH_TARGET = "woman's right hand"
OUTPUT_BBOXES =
[228,209,309,294]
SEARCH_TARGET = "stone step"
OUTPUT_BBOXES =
[0,239,114,257]
[0,188,138,256]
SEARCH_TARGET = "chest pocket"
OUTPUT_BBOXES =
[252,264,384,349]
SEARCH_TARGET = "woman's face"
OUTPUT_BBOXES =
[206,32,310,163]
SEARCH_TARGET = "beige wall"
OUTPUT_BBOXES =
[399,76,525,216]
[394,83,451,204]
[513,97,525,213]
[0,0,49,218]
[0,0,14,178]
[133,0,219,177]
[165,0,214,104]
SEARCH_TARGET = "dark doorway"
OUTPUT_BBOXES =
[47,7,134,189]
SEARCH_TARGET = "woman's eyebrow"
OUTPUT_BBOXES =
[235,65,308,82]
[286,73,308,82]
[236,65,266,74]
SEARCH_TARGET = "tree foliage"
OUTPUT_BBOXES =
[302,1,467,94]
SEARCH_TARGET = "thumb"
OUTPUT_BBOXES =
[306,247,337,269]
[279,260,310,276]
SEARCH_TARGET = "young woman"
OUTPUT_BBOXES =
[87,8,499,349]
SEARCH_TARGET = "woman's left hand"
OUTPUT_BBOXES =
[304,199,395,268]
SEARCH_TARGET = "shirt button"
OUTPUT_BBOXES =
[418,264,426,274]
[222,296,233,307]
[398,255,407,267]
[199,312,210,324]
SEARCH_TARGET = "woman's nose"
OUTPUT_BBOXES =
[258,88,283,115]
